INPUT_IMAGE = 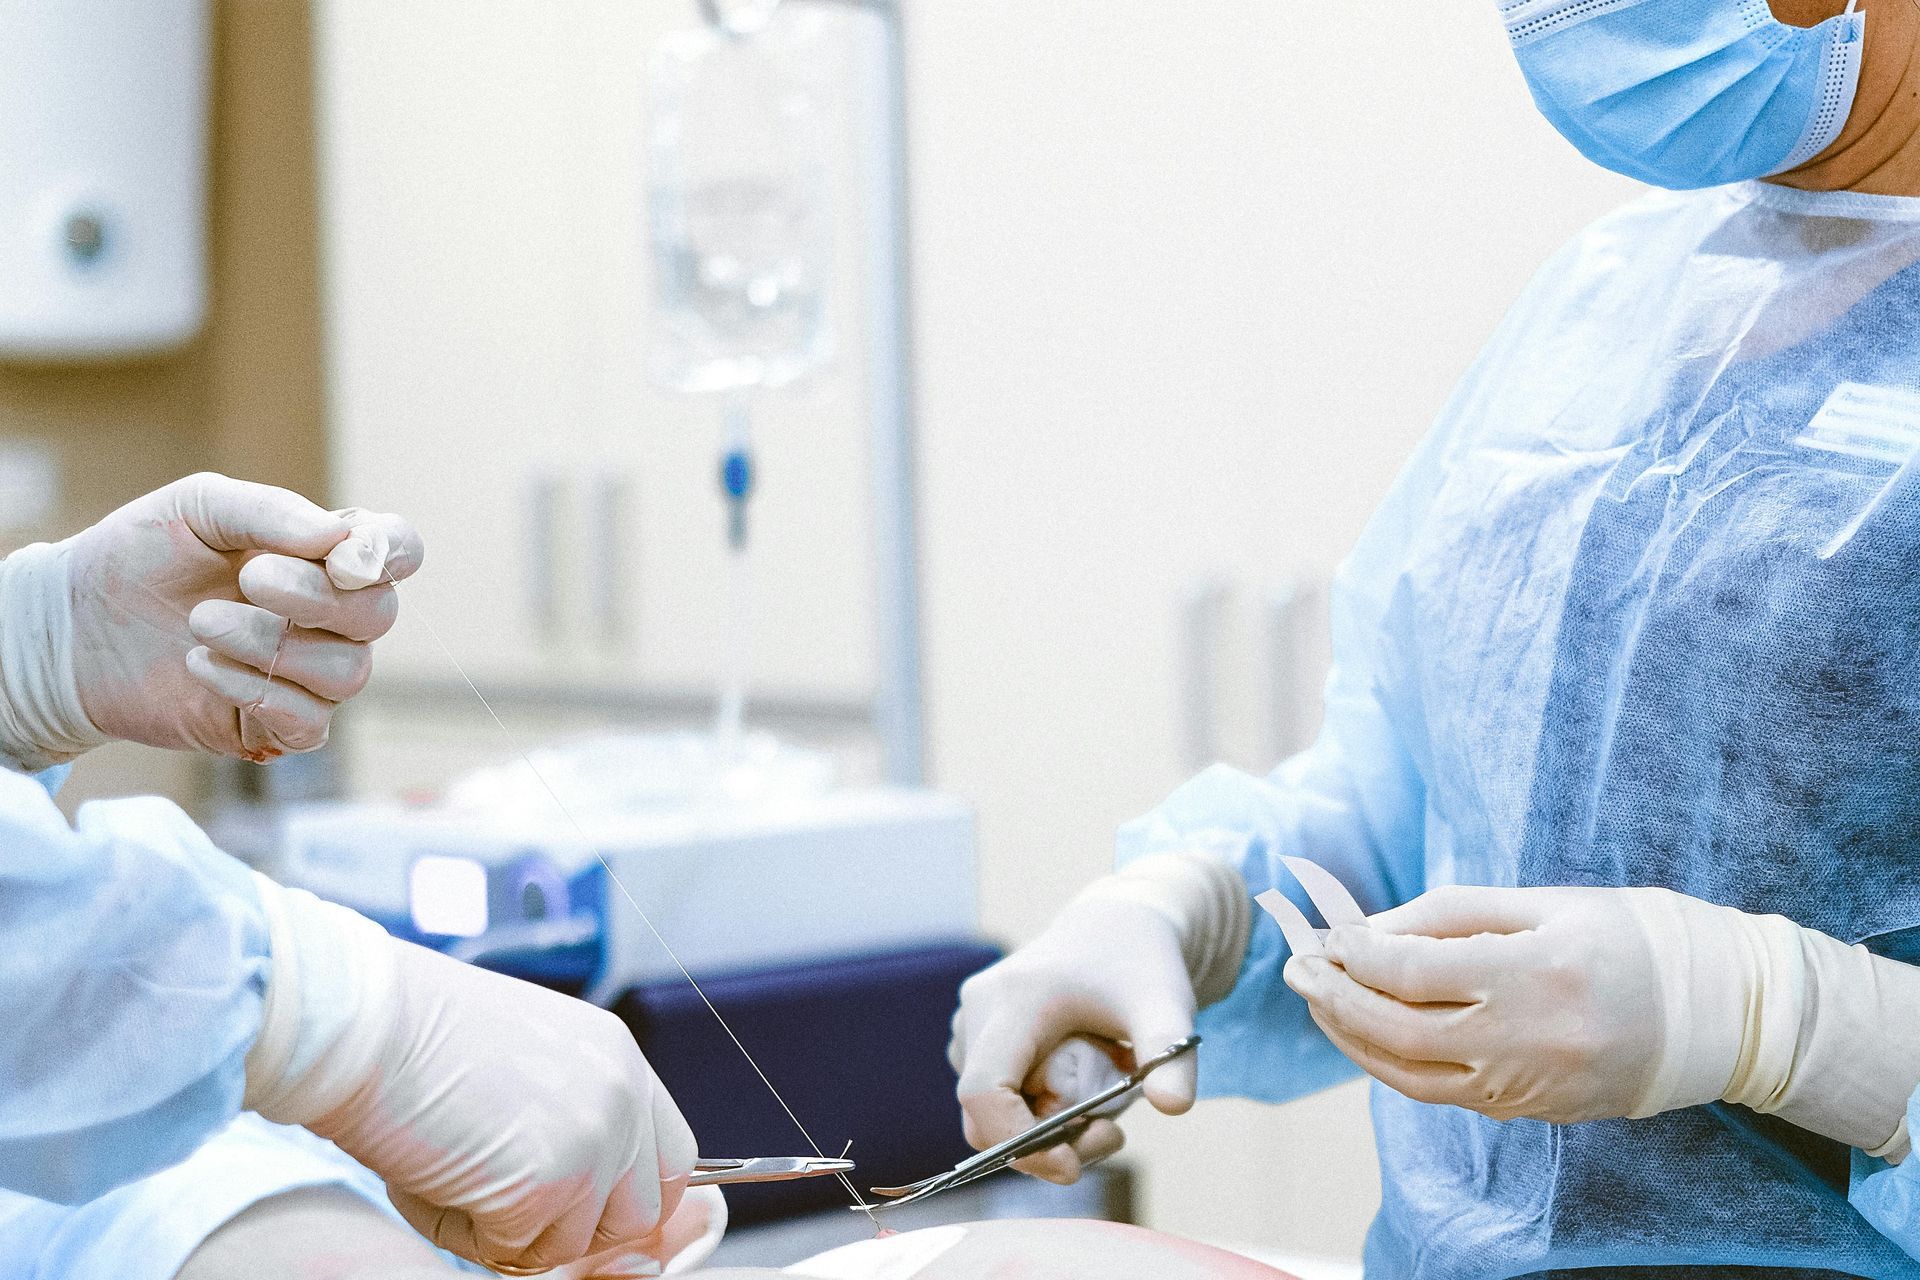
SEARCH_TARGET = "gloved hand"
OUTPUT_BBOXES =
[244,879,699,1275]
[947,852,1250,1183]
[1284,883,1920,1158]
[546,1185,728,1279]
[0,473,423,770]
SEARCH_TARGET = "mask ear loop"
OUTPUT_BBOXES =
[1769,0,1869,175]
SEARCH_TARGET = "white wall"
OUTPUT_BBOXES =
[901,0,1635,1257]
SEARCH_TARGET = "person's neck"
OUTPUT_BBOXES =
[1772,0,1920,195]
[1847,144,1920,198]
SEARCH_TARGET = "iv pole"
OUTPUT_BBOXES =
[698,0,926,787]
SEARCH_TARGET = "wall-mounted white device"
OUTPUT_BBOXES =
[0,0,212,359]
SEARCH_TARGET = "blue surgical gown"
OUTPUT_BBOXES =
[0,1113,486,1280]
[0,764,267,1205]
[1118,181,1920,1277]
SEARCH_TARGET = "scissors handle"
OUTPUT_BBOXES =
[959,1035,1198,1177]
[865,1035,1200,1209]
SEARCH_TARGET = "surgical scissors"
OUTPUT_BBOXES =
[691,1156,856,1186]
[856,1035,1201,1212]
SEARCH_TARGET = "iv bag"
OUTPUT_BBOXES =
[648,14,836,394]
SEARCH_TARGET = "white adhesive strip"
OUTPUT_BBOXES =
[1280,855,1368,927]
[1255,889,1327,959]
[1258,857,1374,958]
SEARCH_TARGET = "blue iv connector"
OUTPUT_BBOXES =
[722,446,754,550]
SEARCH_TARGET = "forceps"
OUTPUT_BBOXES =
[691,1156,856,1186]
[856,1035,1201,1213]
[487,1158,857,1275]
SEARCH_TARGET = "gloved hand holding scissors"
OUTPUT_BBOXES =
[0,472,423,769]
[948,851,1250,1183]
[1284,881,1920,1158]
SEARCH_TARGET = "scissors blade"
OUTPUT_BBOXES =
[868,1171,952,1199]
[857,1176,964,1211]
[859,1117,1102,1212]
[691,1157,855,1186]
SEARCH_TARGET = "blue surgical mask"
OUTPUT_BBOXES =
[1502,0,1866,190]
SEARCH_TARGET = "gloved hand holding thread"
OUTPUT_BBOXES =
[0,472,423,769]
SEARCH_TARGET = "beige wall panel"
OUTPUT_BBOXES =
[0,0,327,815]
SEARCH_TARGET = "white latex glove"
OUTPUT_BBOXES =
[0,473,424,769]
[947,852,1249,1183]
[243,878,699,1275]
[1285,883,1920,1158]
[544,1185,729,1279]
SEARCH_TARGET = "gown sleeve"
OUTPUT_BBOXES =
[0,765,268,1204]
[1851,1089,1920,1261]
